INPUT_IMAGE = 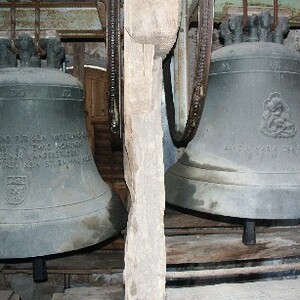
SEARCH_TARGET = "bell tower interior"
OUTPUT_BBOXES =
[0,1,300,299]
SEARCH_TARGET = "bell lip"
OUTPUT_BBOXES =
[0,193,127,259]
[165,163,300,220]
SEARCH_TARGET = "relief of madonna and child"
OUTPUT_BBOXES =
[261,92,297,138]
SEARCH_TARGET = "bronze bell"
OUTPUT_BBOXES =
[165,15,300,222]
[0,34,127,260]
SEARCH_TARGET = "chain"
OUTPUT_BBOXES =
[107,0,122,145]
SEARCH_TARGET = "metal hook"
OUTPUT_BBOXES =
[10,0,18,54]
[34,0,42,54]
[270,0,279,31]
[242,0,248,29]
[243,0,278,31]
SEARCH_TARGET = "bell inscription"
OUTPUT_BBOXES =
[0,131,92,170]
[261,92,296,138]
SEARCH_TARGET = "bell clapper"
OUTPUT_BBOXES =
[32,257,48,282]
[242,219,256,245]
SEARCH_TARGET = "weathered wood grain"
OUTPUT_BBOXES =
[0,290,20,300]
[3,250,124,275]
[52,286,124,300]
[123,1,180,299]
[166,278,300,300]
[167,261,300,279]
[166,227,300,264]
[3,225,299,275]
[72,43,85,84]
[164,207,242,229]
[164,207,299,230]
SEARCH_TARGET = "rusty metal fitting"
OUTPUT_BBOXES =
[242,0,248,29]
[270,0,279,31]
[243,0,279,32]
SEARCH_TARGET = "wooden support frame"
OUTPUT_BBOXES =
[0,2,107,39]
[123,1,180,298]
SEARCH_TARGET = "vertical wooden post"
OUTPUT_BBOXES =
[123,1,180,299]
[73,42,85,84]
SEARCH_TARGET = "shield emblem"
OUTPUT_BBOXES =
[6,176,27,205]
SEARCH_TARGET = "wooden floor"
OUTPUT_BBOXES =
[51,277,300,299]
[3,276,300,300]
[0,290,20,300]
[1,207,300,299]
[52,286,124,300]
[166,278,300,300]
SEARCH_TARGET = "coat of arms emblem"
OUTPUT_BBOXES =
[6,176,27,205]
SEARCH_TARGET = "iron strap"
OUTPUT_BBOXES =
[163,0,214,147]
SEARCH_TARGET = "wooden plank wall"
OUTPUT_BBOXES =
[84,67,128,203]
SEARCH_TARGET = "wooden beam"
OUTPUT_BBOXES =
[166,278,300,300]
[123,35,165,299]
[123,1,180,299]
[0,2,97,8]
[72,42,85,84]
[167,262,300,280]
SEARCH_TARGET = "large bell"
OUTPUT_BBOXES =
[165,16,300,221]
[0,34,127,259]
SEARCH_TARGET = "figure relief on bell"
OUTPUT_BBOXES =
[261,92,296,138]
